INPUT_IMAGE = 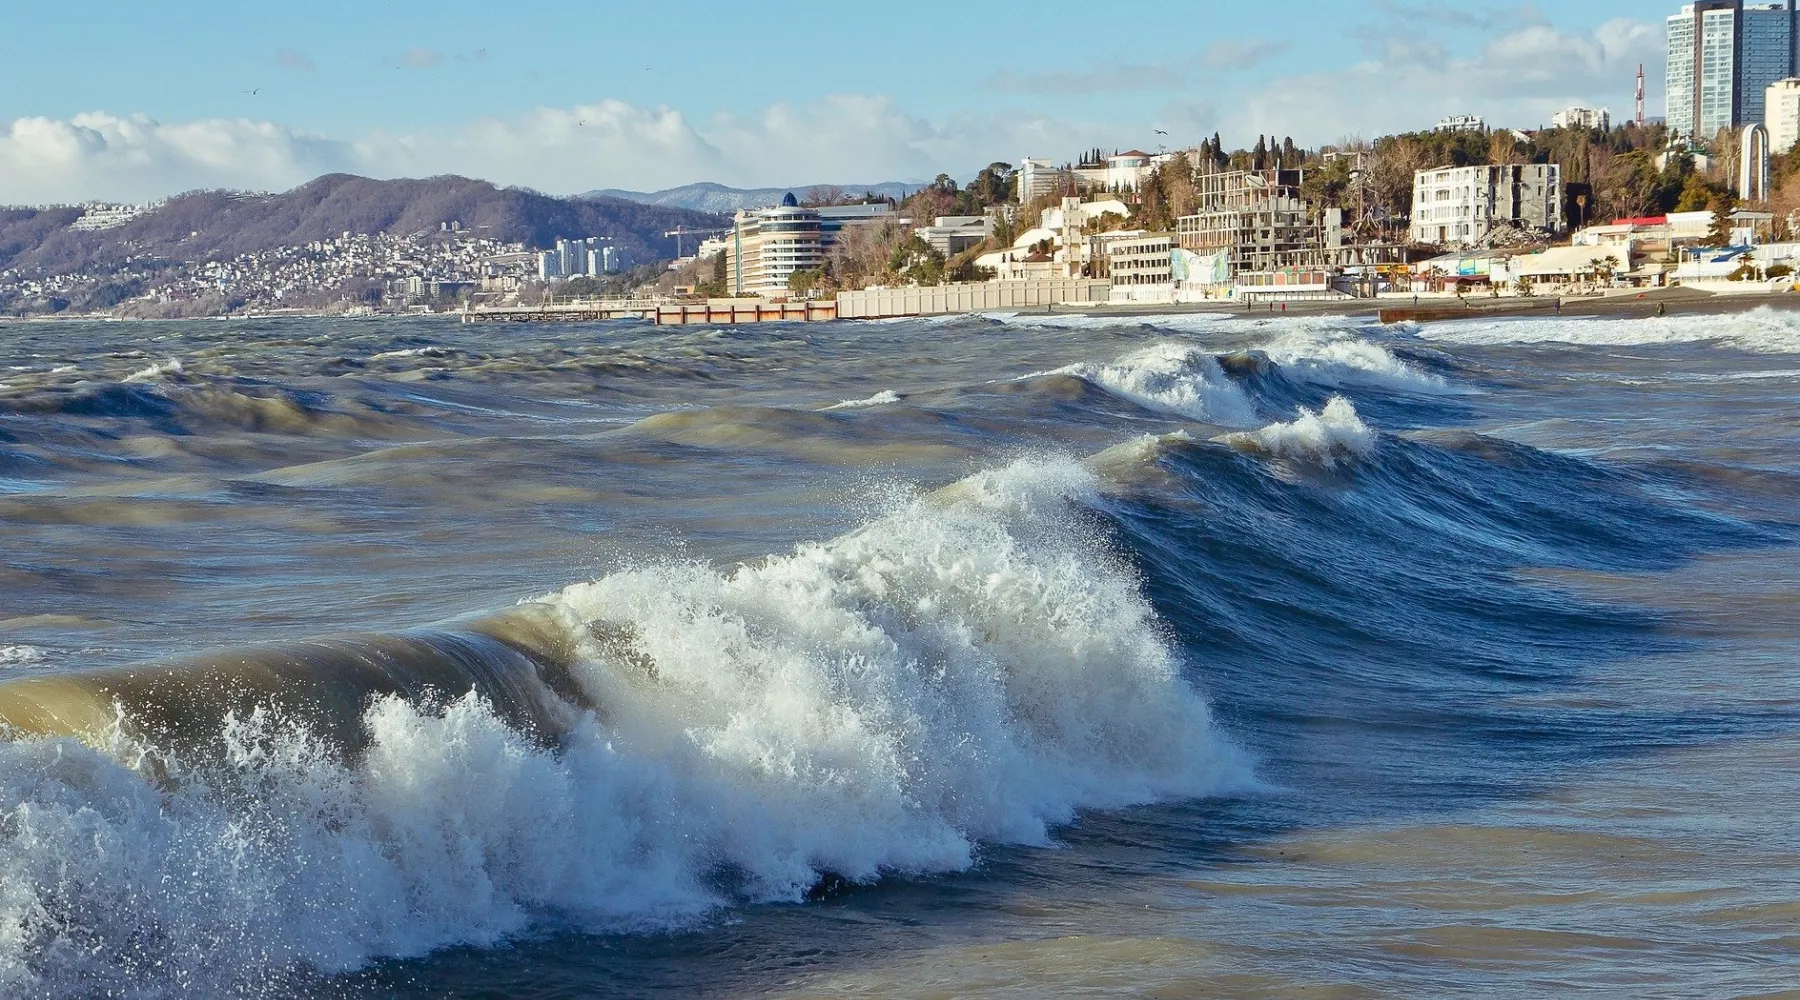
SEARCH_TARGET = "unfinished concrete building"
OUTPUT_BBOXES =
[1175,169,1344,278]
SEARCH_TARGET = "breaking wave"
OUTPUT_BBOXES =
[826,389,903,409]
[1052,343,1258,426]
[1219,396,1377,467]
[122,358,184,383]
[0,457,1246,996]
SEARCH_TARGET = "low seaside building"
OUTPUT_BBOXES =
[915,215,992,257]
[1101,232,1176,285]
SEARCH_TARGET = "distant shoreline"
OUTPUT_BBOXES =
[6,287,1800,328]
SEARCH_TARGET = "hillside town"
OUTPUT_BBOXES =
[8,1,1800,321]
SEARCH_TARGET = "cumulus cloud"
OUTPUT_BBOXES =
[0,113,352,203]
[275,48,316,74]
[0,15,1657,206]
[1228,16,1660,141]
[0,97,1130,204]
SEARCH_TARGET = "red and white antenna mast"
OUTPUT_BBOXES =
[1636,64,1646,127]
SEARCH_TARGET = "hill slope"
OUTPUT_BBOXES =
[0,175,729,275]
[587,181,917,214]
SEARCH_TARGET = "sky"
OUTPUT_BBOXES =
[0,0,1666,204]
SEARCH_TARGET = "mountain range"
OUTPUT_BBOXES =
[0,175,728,276]
[585,181,919,214]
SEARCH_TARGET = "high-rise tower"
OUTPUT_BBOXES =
[1668,1,1799,142]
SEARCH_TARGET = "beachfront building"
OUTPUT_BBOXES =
[1435,114,1486,133]
[1551,107,1612,130]
[1668,1,1799,143]
[1768,77,1800,148]
[1174,169,1344,277]
[1102,233,1176,285]
[724,196,899,297]
[725,194,824,297]
[1408,164,1564,246]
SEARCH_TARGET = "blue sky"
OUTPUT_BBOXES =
[0,0,1667,203]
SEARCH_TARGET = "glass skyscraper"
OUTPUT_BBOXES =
[1668,1,1798,142]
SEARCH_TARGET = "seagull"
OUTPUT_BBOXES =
[247,88,262,97]
[1154,129,1168,136]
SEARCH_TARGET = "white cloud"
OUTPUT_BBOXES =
[0,113,351,204]
[0,97,1130,204]
[0,15,1658,207]
[1229,16,1662,142]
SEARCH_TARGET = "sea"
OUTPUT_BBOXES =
[1,307,1798,998]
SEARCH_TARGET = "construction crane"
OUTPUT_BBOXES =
[664,226,731,258]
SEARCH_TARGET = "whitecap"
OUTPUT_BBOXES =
[0,645,45,667]
[1054,343,1259,426]
[1219,396,1377,467]
[826,389,903,409]
[122,358,182,383]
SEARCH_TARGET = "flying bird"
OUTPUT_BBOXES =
[247,88,262,96]
[1154,129,1168,136]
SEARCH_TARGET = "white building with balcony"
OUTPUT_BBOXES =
[1409,164,1564,246]
[1551,106,1612,130]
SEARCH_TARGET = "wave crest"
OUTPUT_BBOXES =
[1220,396,1376,466]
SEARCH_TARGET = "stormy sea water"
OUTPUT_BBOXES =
[1,306,1799,998]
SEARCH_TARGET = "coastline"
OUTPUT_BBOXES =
[8,286,1800,328]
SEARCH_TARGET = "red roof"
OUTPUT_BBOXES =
[1612,216,1668,226]
[1114,150,1152,159]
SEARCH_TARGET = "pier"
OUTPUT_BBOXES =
[461,298,837,325]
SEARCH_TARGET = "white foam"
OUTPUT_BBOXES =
[1255,320,1455,393]
[0,458,1247,994]
[0,646,45,667]
[1055,343,1258,426]
[826,389,903,409]
[1414,307,1800,355]
[370,347,453,361]
[122,358,182,383]
[1219,396,1376,467]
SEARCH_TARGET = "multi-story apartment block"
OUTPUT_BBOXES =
[1408,164,1564,246]
[1768,77,1800,149]
[1668,1,1799,142]
[1551,107,1613,130]
[1103,232,1176,285]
